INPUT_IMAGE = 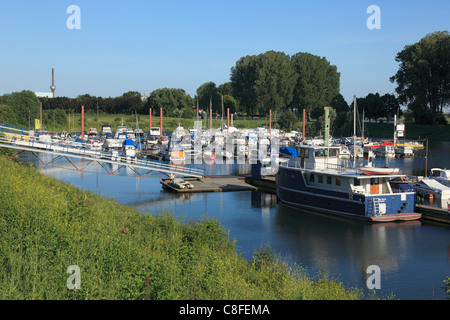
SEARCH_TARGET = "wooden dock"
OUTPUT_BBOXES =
[245,176,276,193]
[415,204,450,224]
[161,175,258,193]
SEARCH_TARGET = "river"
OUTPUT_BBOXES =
[19,140,450,300]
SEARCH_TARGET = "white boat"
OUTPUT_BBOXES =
[338,145,351,159]
[123,139,136,157]
[361,166,400,175]
[102,125,112,134]
[429,168,450,187]
[374,144,395,157]
[395,146,414,157]
[149,127,161,136]
[172,178,194,189]
[414,178,450,199]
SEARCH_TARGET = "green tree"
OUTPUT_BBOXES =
[290,52,340,118]
[122,91,142,99]
[231,51,298,117]
[0,104,18,125]
[390,31,450,124]
[1,90,40,127]
[230,54,261,116]
[330,94,350,135]
[196,82,221,114]
[253,51,298,116]
[145,88,193,117]
[277,110,299,131]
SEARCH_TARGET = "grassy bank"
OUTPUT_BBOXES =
[0,155,366,300]
[48,113,269,134]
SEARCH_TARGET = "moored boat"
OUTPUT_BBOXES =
[276,102,420,223]
[276,144,421,222]
[414,178,450,199]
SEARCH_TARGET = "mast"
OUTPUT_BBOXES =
[221,94,224,132]
[353,95,356,168]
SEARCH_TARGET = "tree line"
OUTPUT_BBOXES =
[1,30,448,130]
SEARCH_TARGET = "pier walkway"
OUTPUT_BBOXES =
[0,125,204,178]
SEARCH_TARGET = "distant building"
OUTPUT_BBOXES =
[34,92,53,98]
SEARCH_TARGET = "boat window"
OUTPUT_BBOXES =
[318,175,323,183]
[327,176,332,184]
[315,149,325,157]
[298,148,310,158]
[336,178,341,186]
[310,173,315,182]
[328,149,337,157]
[354,178,360,186]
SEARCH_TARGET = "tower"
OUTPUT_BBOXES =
[50,68,56,98]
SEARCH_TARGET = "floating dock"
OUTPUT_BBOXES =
[161,175,258,193]
[415,204,450,224]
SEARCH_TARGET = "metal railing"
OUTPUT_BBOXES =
[0,132,204,178]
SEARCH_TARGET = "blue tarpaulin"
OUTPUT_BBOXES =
[280,147,297,158]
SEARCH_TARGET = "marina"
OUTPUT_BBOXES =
[1,119,449,300]
[15,143,450,300]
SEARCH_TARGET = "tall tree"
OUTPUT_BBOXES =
[196,82,221,114]
[145,88,193,117]
[290,52,340,118]
[253,51,298,116]
[230,51,298,116]
[390,31,450,124]
[230,55,260,116]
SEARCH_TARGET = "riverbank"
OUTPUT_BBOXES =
[0,155,367,300]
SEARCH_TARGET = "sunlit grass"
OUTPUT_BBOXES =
[0,155,365,300]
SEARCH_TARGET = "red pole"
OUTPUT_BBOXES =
[302,108,306,141]
[269,109,272,134]
[81,105,84,140]
[227,108,229,135]
[160,108,163,136]
[149,108,152,132]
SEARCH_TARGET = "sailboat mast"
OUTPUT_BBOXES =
[353,95,356,168]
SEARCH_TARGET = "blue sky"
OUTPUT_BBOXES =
[0,0,449,104]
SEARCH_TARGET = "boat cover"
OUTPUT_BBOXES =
[280,147,297,158]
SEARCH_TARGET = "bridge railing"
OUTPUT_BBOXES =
[0,132,204,177]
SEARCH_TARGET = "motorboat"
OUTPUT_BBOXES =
[429,168,450,187]
[414,178,450,199]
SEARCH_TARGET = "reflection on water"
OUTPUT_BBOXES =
[16,142,450,300]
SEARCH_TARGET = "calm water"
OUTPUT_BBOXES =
[19,140,450,300]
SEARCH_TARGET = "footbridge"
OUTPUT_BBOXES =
[0,124,204,178]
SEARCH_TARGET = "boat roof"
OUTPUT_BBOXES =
[283,165,405,180]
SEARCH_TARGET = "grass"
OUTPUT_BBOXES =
[47,112,270,134]
[43,112,450,141]
[0,154,367,300]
